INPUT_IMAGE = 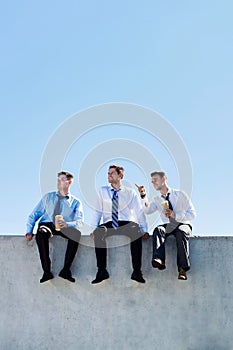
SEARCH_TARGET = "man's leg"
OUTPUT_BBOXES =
[152,225,167,269]
[59,227,81,283]
[120,222,145,283]
[122,222,142,271]
[35,223,54,283]
[130,237,142,272]
[91,223,112,284]
[94,225,108,269]
[174,224,191,273]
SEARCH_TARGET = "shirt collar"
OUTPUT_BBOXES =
[56,191,70,199]
[109,185,122,192]
[160,187,172,199]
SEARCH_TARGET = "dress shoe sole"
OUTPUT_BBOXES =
[40,274,54,283]
[59,271,75,283]
[178,268,187,280]
[91,276,109,284]
[131,276,146,284]
[59,275,75,283]
[178,274,187,280]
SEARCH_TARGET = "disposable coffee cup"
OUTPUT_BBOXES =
[55,215,63,231]
[161,201,169,210]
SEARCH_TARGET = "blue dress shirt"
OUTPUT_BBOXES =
[27,191,84,233]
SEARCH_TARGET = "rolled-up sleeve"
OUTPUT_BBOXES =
[131,192,148,233]
[26,197,46,233]
[175,191,196,223]
[90,191,103,229]
[141,197,158,215]
[66,199,84,229]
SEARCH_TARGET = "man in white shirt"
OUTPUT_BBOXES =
[91,165,149,284]
[136,171,196,280]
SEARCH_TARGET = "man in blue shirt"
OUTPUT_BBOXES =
[91,165,149,284]
[25,171,84,283]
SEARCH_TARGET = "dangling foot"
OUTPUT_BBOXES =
[40,271,54,283]
[151,258,166,270]
[91,269,109,284]
[131,270,146,284]
[59,268,75,283]
[178,268,187,280]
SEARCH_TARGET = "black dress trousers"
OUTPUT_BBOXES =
[94,221,143,272]
[35,222,80,273]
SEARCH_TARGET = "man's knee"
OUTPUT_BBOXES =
[94,225,107,241]
[179,224,192,235]
[127,222,140,233]
[124,222,141,240]
[153,225,165,237]
[36,226,51,241]
[176,225,191,239]
[62,227,81,243]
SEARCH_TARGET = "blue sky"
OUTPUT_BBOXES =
[1,1,232,235]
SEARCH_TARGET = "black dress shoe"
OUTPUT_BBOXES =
[178,268,187,280]
[152,258,166,270]
[131,271,146,284]
[40,271,54,283]
[91,269,109,284]
[59,269,75,283]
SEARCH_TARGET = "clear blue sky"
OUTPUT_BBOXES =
[1,1,232,235]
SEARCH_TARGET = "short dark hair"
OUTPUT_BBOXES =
[109,165,124,178]
[58,171,74,181]
[150,171,167,179]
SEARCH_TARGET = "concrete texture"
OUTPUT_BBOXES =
[0,235,233,350]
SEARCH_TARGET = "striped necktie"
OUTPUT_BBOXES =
[112,190,119,229]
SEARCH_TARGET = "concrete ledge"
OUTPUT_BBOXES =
[0,236,233,350]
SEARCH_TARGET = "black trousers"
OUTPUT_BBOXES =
[94,221,143,272]
[35,222,81,273]
[152,223,192,271]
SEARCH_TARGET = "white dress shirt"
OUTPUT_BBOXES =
[91,185,148,232]
[142,187,196,225]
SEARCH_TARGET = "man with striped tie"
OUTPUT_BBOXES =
[91,165,149,284]
[136,171,196,281]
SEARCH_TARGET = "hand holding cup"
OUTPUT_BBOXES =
[161,201,170,217]
[55,215,67,230]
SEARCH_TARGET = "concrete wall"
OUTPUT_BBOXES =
[0,235,232,350]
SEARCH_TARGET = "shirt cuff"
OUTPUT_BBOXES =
[67,221,83,229]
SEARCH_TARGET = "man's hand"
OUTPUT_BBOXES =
[135,184,146,198]
[25,233,33,241]
[142,232,150,240]
[164,209,176,219]
[57,218,68,229]
[90,232,94,240]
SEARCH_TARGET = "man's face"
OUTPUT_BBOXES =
[151,174,165,191]
[108,168,121,185]
[57,175,70,192]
